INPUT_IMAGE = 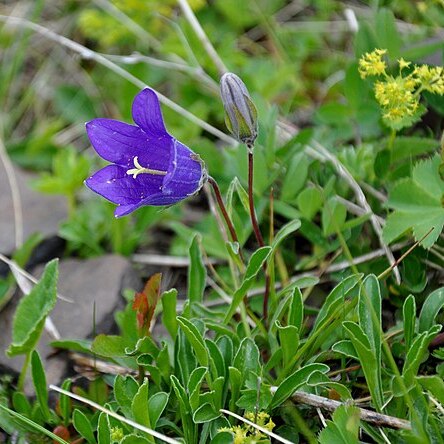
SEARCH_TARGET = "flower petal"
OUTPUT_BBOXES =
[162,140,205,199]
[86,118,171,171]
[85,164,164,205]
[132,88,168,136]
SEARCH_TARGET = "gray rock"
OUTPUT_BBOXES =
[0,255,140,392]
[0,164,67,254]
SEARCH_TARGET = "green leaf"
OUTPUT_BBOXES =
[400,325,441,391]
[312,274,361,333]
[343,321,383,410]
[193,403,220,423]
[322,196,347,236]
[270,363,329,409]
[177,316,209,368]
[391,137,439,162]
[375,8,401,57]
[233,338,260,382]
[383,155,444,248]
[188,367,207,412]
[0,404,69,444]
[289,287,304,331]
[148,392,168,430]
[270,219,301,259]
[276,321,299,369]
[114,375,139,417]
[7,259,58,356]
[73,409,97,444]
[418,287,444,333]
[91,335,129,358]
[210,431,234,444]
[417,375,444,405]
[50,338,92,354]
[31,350,51,423]
[318,404,360,444]
[97,412,111,444]
[358,275,382,376]
[132,379,152,441]
[403,295,416,350]
[224,246,272,322]
[297,187,323,220]
[161,288,178,339]
[331,340,358,360]
[12,392,31,417]
[280,153,309,202]
[228,367,242,411]
[188,235,206,309]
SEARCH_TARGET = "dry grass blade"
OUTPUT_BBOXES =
[0,15,236,146]
[219,408,295,444]
[50,385,181,444]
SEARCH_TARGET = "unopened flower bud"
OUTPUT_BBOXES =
[220,73,258,148]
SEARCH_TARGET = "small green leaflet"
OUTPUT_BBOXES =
[383,155,444,248]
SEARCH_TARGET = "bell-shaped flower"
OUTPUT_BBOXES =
[85,88,207,217]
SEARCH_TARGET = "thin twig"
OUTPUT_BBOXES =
[377,227,435,280]
[177,0,228,76]
[271,389,411,430]
[50,385,181,444]
[0,15,235,146]
[309,141,401,284]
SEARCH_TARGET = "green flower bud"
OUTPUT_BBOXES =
[220,73,258,148]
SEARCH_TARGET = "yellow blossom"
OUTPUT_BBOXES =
[398,58,411,70]
[358,49,387,78]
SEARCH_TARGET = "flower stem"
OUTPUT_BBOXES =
[208,176,244,262]
[247,149,270,323]
[248,151,264,247]
[18,351,31,391]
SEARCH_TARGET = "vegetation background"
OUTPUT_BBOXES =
[1,1,444,443]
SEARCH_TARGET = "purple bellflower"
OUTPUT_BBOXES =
[85,88,207,217]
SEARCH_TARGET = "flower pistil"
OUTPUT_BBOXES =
[126,156,167,179]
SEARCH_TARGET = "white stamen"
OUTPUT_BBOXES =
[126,156,167,179]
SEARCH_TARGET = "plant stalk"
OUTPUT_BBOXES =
[247,149,271,322]
[208,176,244,262]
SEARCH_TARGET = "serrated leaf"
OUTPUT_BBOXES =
[318,404,360,444]
[383,155,444,248]
[7,259,58,356]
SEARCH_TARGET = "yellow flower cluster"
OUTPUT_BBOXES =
[358,49,444,129]
[358,49,387,78]
[110,426,124,441]
[219,412,275,443]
